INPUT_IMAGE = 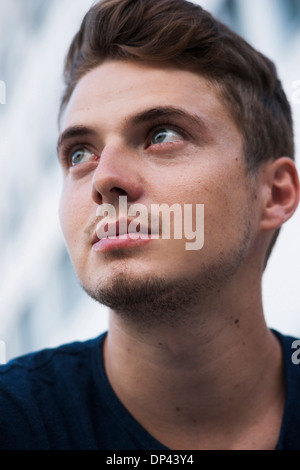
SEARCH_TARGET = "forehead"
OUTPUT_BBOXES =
[61,60,235,133]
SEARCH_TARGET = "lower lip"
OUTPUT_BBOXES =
[92,233,159,253]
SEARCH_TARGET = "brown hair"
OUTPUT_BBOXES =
[60,0,295,261]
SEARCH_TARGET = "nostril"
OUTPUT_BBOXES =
[111,187,127,196]
[94,191,102,205]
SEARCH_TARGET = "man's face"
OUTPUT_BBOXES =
[58,60,258,319]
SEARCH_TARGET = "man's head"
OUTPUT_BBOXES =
[60,0,294,170]
[57,0,299,323]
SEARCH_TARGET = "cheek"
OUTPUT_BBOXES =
[59,183,91,245]
[59,192,76,246]
[168,164,251,243]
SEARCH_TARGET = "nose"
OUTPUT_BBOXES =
[91,144,144,205]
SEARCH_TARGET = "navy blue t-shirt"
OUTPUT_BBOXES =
[0,330,299,450]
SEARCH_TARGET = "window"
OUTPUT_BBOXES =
[285,0,300,20]
[278,0,300,38]
[215,0,242,34]
[19,0,53,33]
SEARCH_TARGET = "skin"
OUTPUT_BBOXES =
[58,60,299,450]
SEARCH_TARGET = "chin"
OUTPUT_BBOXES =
[79,268,212,328]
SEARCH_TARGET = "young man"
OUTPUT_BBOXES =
[0,0,299,450]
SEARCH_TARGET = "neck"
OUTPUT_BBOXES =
[103,272,285,450]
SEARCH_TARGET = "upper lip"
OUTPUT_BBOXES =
[91,218,154,244]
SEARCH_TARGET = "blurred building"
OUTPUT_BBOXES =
[0,0,300,361]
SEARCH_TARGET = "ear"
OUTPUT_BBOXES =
[260,157,300,232]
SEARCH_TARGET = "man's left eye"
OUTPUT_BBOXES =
[151,129,183,145]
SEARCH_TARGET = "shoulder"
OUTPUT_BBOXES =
[0,334,105,384]
[273,329,300,385]
[0,334,106,449]
[273,329,300,371]
[273,330,300,450]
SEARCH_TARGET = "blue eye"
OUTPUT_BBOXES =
[151,129,183,145]
[71,149,94,166]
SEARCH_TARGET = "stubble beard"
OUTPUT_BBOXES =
[81,219,252,329]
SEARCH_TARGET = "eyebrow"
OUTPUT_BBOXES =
[131,106,208,130]
[57,106,211,153]
[132,107,212,142]
[57,126,98,153]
